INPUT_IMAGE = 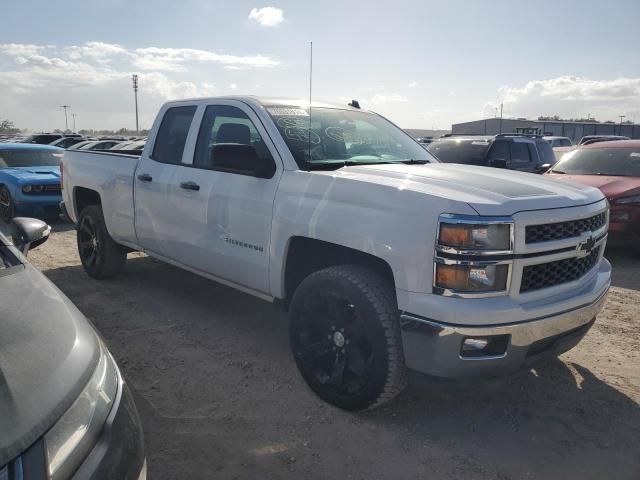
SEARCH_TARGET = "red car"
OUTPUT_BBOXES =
[546,140,640,254]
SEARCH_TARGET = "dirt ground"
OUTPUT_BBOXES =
[17,222,640,479]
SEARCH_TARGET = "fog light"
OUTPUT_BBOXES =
[462,338,489,351]
[460,335,510,358]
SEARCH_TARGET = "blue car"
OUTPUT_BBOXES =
[0,143,64,223]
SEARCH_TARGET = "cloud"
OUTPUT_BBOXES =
[0,42,279,129]
[408,81,418,88]
[484,76,640,122]
[248,7,284,27]
[229,83,238,89]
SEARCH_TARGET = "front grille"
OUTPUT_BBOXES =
[24,184,61,195]
[525,212,606,244]
[520,246,601,293]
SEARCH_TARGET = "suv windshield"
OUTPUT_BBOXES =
[426,139,490,165]
[0,149,63,168]
[266,106,436,168]
[535,140,557,165]
[551,147,640,176]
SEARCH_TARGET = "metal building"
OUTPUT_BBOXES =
[451,118,640,142]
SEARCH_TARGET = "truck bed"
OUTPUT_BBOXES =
[62,149,140,246]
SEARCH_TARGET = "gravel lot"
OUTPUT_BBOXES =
[10,222,640,479]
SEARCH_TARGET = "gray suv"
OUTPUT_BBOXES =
[427,134,557,173]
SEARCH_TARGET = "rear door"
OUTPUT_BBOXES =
[134,105,197,257]
[168,100,281,294]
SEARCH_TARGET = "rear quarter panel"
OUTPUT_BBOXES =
[62,150,139,246]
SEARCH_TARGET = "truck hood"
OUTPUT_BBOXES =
[1,166,60,183]
[327,163,604,216]
[0,262,98,466]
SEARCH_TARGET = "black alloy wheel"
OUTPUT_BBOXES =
[78,215,101,270]
[290,265,407,410]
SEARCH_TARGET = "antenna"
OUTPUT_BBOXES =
[308,41,313,164]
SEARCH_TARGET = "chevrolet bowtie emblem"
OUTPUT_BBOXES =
[576,236,596,258]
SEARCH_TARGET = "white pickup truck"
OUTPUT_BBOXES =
[61,96,611,410]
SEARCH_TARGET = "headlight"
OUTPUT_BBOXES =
[22,185,44,194]
[435,263,509,293]
[438,219,513,253]
[44,341,119,480]
[614,195,640,205]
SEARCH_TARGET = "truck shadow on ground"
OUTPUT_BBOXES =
[606,247,640,291]
[42,255,640,480]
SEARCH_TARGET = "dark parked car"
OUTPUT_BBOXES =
[0,218,146,479]
[426,134,556,173]
[22,134,82,145]
[546,140,640,255]
[49,137,87,149]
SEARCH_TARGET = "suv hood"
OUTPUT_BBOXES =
[328,163,604,216]
[0,261,98,466]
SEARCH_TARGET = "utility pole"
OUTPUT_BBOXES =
[71,113,77,132]
[60,105,70,131]
[132,74,139,133]
[619,115,626,135]
[499,102,503,133]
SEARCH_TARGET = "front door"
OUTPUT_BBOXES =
[168,101,281,294]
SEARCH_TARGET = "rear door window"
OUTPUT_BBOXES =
[151,106,197,164]
[487,142,510,164]
[510,142,531,164]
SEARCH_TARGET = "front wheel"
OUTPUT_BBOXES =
[77,205,126,279]
[0,186,14,224]
[289,265,407,410]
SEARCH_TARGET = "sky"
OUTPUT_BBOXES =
[1,0,639,132]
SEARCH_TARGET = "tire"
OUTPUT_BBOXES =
[289,265,407,410]
[77,205,126,279]
[0,186,14,224]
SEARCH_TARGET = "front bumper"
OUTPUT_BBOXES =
[14,195,61,219]
[400,276,610,378]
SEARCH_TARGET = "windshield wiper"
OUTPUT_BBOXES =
[397,159,429,164]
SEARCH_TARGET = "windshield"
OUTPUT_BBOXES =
[267,106,437,167]
[426,139,489,165]
[0,149,63,168]
[551,147,640,176]
[536,140,557,165]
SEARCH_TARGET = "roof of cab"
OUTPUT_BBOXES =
[0,143,62,151]
[162,95,365,111]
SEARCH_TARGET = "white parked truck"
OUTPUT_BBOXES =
[61,96,611,410]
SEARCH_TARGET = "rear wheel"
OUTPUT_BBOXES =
[0,186,14,224]
[289,265,407,410]
[77,205,126,279]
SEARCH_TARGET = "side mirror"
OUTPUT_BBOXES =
[536,163,552,174]
[211,144,275,178]
[12,217,51,255]
[490,159,508,169]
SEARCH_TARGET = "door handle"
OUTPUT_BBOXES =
[180,181,200,191]
[137,173,153,182]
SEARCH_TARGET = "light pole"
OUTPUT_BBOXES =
[60,105,70,131]
[619,115,626,135]
[132,74,139,133]
[71,113,77,132]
